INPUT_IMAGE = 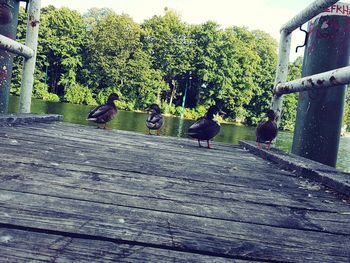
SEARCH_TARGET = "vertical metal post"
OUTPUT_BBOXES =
[271,30,291,126]
[19,0,41,113]
[0,0,20,113]
[292,3,350,167]
[181,75,191,118]
[181,83,187,118]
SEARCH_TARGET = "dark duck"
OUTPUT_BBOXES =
[187,105,222,148]
[256,109,278,149]
[145,104,164,135]
[87,93,119,129]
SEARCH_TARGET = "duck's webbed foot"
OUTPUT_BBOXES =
[156,129,160,136]
[198,140,202,147]
[267,141,272,150]
[97,123,106,129]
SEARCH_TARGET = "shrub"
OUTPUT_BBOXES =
[42,93,60,102]
[64,83,97,105]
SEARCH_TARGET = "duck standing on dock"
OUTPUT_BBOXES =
[145,104,164,135]
[256,109,278,150]
[187,105,222,149]
[87,93,119,129]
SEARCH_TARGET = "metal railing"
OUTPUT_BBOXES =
[0,34,34,58]
[271,0,345,124]
[274,65,350,96]
[0,0,41,113]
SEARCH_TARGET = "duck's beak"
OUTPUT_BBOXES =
[145,108,155,113]
[219,110,226,116]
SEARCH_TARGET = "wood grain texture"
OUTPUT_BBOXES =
[0,122,350,262]
[0,228,238,263]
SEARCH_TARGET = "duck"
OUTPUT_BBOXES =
[87,93,119,129]
[145,104,164,135]
[256,109,278,149]
[187,105,222,148]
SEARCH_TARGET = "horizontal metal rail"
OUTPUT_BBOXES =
[0,34,34,59]
[281,0,339,33]
[271,0,343,128]
[274,65,350,95]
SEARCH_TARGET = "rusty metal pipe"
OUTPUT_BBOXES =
[274,65,350,96]
[0,34,33,58]
[281,0,339,34]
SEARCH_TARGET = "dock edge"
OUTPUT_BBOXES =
[239,140,350,197]
[0,114,63,126]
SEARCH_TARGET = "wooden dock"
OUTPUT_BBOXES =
[0,118,350,262]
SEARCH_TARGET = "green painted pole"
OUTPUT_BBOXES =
[180,84,187,118]
[181,76,191,118]
[0,0,20,113]
[292,2,350,167]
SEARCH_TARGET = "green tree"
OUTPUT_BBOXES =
[39,7,88,102]
[83,7,113,31]
[10,7,27,95]
[245,30,277,125]
[142,9,192,109]
[189,23,260,121]
[87,12,143,90]
[279,56,303,131]
[344,88,350,131]
[10,5,299,124]
[85,11,166,109]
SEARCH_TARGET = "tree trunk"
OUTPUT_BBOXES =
[169,80,176,108]
[156,87,161,104]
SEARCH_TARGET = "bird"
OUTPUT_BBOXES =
[87,93,119,129]
[145,104,164,135]
[187,105,222,148]
[256,109,278,150]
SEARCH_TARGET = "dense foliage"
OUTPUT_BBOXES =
[344,89,350,131]
[10,6,349,131]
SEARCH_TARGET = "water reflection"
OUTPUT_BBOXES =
[8,95,350,172]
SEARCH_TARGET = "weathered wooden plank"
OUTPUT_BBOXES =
[0,122,342,189]
[0,157,336,202]
[0,129,279,172]
[0,135,307,189]
[0,191,349,263]
[0,121,236,152]
[0,126,260,170]
[1,163,350,236]
[0,114,62,126]
[0,128,334,187]
[0,145,348,213]
[1,124,350,224]
[0,228,238,263]
[0,123,306,198]
[0,123,272,180]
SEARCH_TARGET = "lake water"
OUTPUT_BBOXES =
[8,95,350,173]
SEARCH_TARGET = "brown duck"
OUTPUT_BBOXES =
[87,93,119,129]
[187,105,222,148]
[256,109,278,149]
[145,104,164,135]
